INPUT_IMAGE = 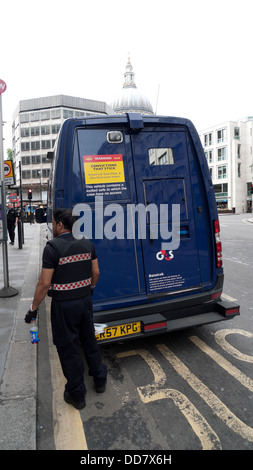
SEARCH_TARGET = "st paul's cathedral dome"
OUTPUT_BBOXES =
[112,58,154,115]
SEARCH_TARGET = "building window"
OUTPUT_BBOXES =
[209,167,213,178]
[31,155,41,164]
[30,112,40,122]
[237,144,241,158]
[41,140,51,149]
[63,109,74,118]
[51,109,61,119]
[203,133,212,147]
[31,141,40,150]
[31,127,40,136]
[32,169,41,178]
[41,125,50,135]
[238,163,241,178]
[217,147,226,161]
[21,156,31,165]
[218,165,227,179]
[75,111,85,117]
[20,114,29,123]
[205,150,213,163]
[21,128,30,137]
[217,128,226,143]
[22,170,31,179]
[41,111,50,120]
[21,142,30,151]
[51,124,61,134]
[214,183,228,196]
[42,168,50,178]
[234,127,240,139]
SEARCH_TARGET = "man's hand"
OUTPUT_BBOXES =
[24,307,38,324]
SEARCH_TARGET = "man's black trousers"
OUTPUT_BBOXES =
[51,295,107,400]
[7,222,15,243]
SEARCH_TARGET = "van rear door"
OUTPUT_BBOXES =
[71,126,146,303]
[66,117,214,304]
[130,128,204,297]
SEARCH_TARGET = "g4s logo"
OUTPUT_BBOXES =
[156,250,174,261]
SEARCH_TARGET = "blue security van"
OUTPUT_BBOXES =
[47,113,240,343]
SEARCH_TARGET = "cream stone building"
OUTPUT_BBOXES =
[12,95,113,205]
[199,117,253,213]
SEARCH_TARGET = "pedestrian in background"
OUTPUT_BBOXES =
[25,208,107,410]
[7,202,18,245]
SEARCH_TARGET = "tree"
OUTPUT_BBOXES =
[6,148,12,160]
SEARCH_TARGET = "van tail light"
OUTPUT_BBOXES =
[211,291,222,300]
[214,219,222,268]
[144,321,167,332]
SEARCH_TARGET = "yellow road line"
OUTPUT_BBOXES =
[215,329,253,363]
[117,349,221,450]
[157,343,253,442]
[46,297,88,450]
[190,334,253,392]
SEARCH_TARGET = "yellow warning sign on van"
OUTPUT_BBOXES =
[83,155,125,185]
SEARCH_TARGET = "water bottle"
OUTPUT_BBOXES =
[30,320,39,343]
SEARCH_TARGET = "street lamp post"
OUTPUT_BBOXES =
[0,80,18,297]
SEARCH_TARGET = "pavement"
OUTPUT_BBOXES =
[0,222,44,450]
[0,215,252,451]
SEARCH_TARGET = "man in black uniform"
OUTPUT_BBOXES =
[25,209,107,410]
[7,203,18,245]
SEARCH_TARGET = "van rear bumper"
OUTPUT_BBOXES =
[94,275,240,343]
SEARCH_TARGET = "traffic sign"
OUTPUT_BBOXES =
[0,80,7,94]
[4,160,15,185]
[4,160,12,177]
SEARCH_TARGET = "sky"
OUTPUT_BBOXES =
[1,0,253,153]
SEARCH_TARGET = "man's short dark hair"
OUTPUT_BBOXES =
[53,209,77,231]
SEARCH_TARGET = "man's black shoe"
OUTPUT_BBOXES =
[95,380,107,393]
[64,390,86,410]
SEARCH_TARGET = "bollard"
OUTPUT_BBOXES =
[18,218,23,249]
